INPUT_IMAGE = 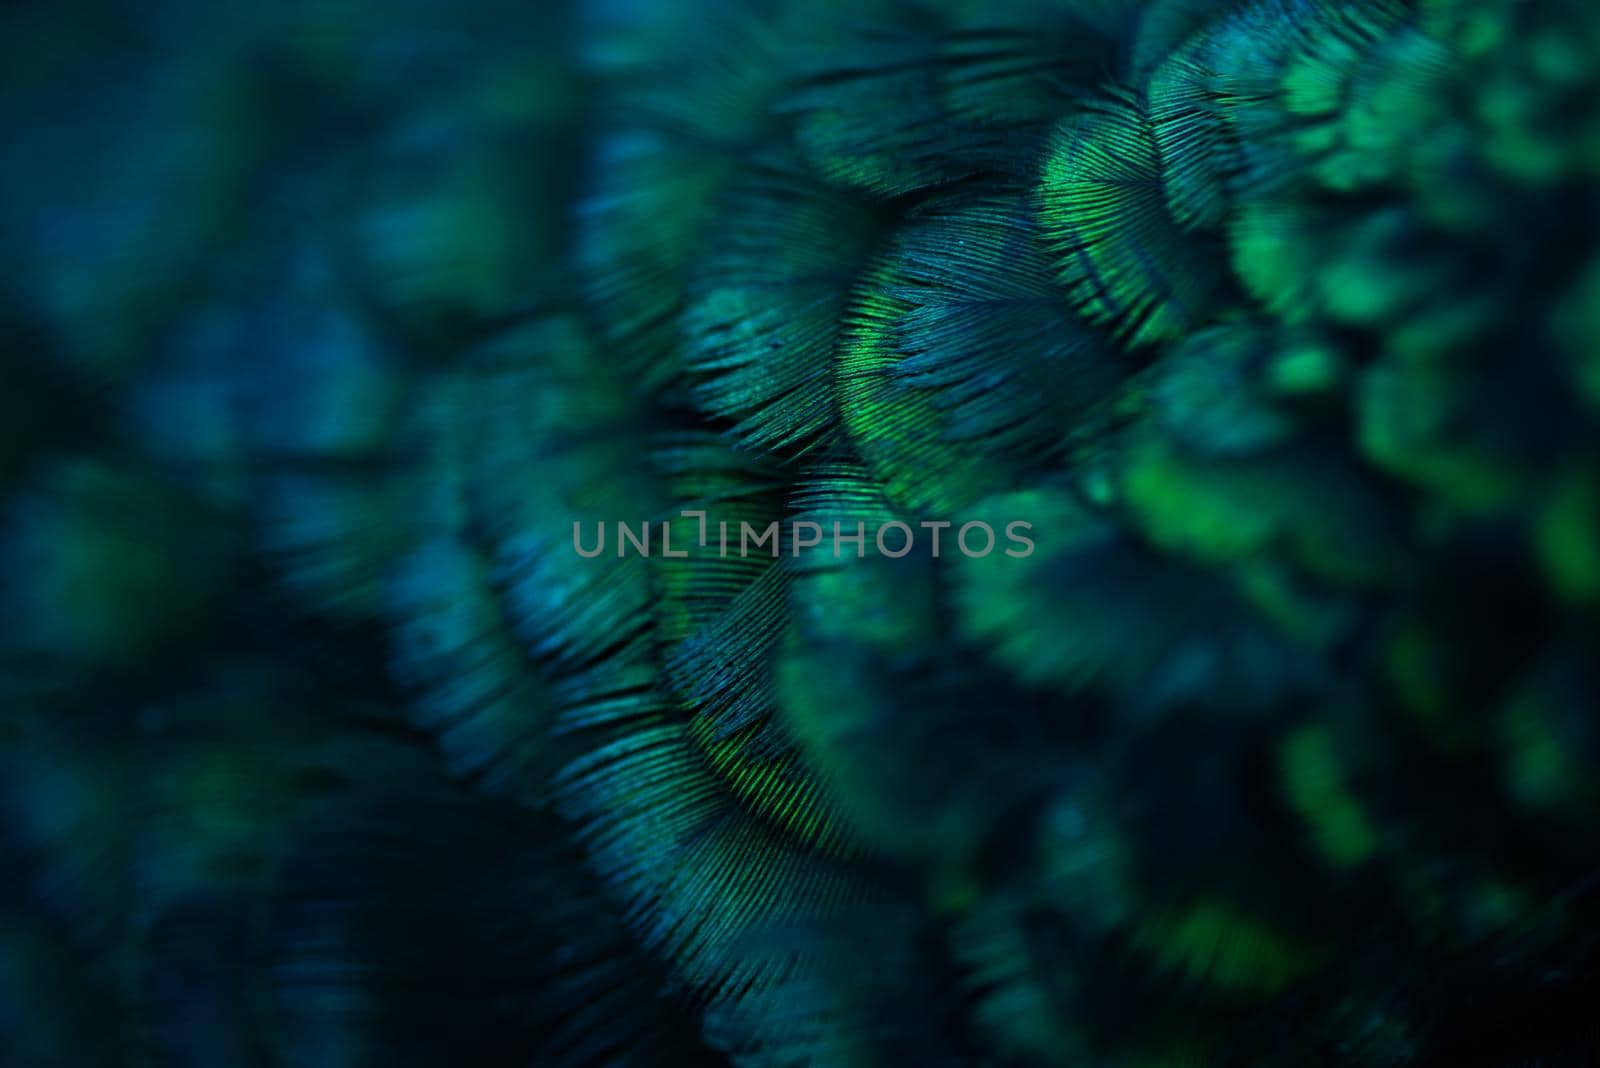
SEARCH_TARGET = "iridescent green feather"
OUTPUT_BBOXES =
[1038,96,1227,347]
[840,192,1123,515]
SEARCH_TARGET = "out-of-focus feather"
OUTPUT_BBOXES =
[271,779,722,1067]
[955,490,1313,709]
[782,3,1125,198]
[0,460,238,674]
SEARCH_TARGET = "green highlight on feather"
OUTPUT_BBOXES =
[1038,96,1225,347]
[554,692,956,1068]
[1230,198,1462,332]
[649,438,867,858]
[1194,0,1413,200]
[1357,351,1522,513]
[779,620,1116,888]
[783,15,963,198]
[1267,336,1345,396]
[1150,320,1338,457]
[1304,25,1454,196]
[1535,464,1600,603]
[1498,654,1600,820]
[669,562,861,859]
[1280,724,1379,869]
[839,191,1122,515]
[777,549,1007,867]
[1132,897,1321,996]
[1146,30,1237,232]
[956,489,1306,709]
[1,460,238,666]
[1501,696,1586,816]
[1441,0,1600,184]
[1382,620,1480,756]
[1118,428,1394,585]
[778,476,1089,869]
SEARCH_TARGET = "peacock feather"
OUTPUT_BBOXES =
[3,0,1600,1063]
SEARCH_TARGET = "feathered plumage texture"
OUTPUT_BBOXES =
[4,0,1600,1064]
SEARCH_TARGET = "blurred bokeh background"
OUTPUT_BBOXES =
[2,0,1600,1064]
